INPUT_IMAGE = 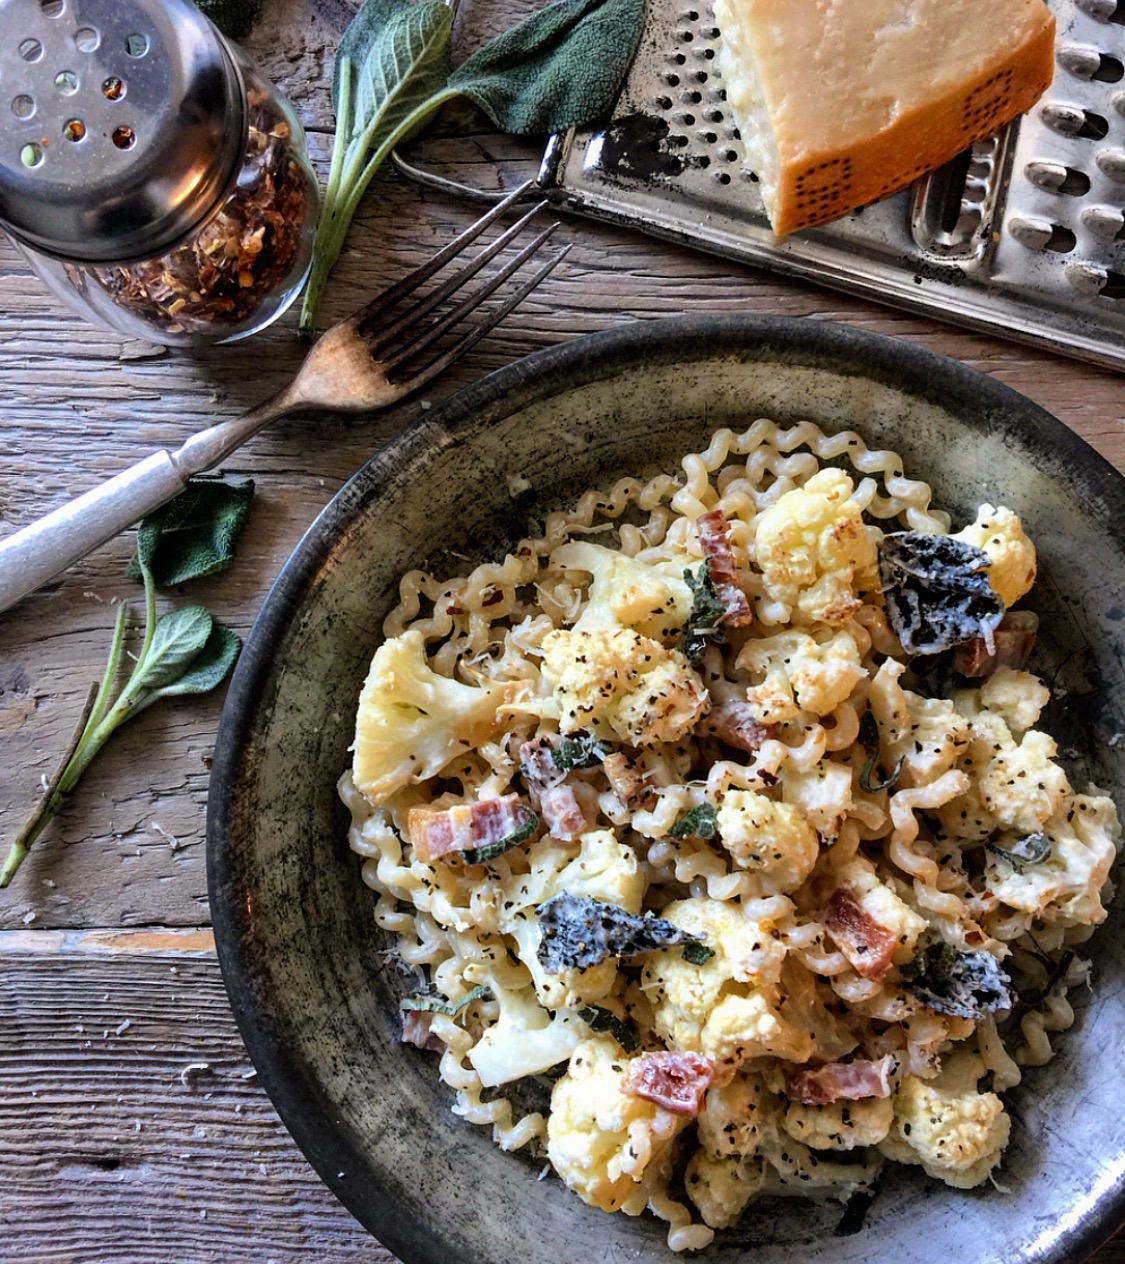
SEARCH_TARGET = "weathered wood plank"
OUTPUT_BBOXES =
[0,938,394,1264]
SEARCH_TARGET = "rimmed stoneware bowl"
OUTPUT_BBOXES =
[207,315,1125,1264]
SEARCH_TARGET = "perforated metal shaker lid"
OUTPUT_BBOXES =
[0,0,246,263]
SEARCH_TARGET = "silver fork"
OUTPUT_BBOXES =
[0,180,566,615]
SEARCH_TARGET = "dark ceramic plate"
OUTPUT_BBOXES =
[207,316,1125,1264]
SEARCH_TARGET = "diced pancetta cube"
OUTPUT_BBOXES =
[821,888,900,982]
[621,1050,716,1117]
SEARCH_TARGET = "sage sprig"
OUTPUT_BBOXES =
[0,479,250,888]
[298,0,645,336]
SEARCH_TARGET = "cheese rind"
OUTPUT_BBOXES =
[714,0,1057,235]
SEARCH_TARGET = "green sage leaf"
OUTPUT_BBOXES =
[449,0,646,134]
[300,0,453,336]
[143,624,240,702]
[131,476,255,586]
[138,606,215,692]
[337,0,453,151]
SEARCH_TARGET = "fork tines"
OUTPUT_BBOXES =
[354,181,569,388]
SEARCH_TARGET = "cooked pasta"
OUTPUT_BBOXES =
[341,419,1121,1248]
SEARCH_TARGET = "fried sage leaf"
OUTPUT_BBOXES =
[901,941,1012,1019]
[879,532,1004,655]
[401,984,492,1015]
[681,566,726,663]
[551,733,611,772]
[577,1004,642,1052]
[537,893,703,971]
[669,802,718,841]
[858,710,905,794]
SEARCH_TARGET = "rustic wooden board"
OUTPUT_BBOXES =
[1,0,1124,1258]
[0,932,392,1263]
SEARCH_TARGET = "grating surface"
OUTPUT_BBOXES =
[538,0,1125,371]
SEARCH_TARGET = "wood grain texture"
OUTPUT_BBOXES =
[0,0,1123,1258]
[0,938,392,1264]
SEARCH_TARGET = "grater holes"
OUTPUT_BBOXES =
[1091,54,1124,82]
[1058,46,1125,82]
[54,70,78,94]
[20,142,44,168]
[1009,217,1077,253]
[1096,148,1125,181]
[1041,102,1109,139]
[102,76,125,100]
[19,38,44,63]
[74,27,99,52]
[40,0,65,13]
[1075,0,1125,18]
[1066,263,1125,297]
[124,33,149,58]
[62,117,85,142]
[1025,160,1091,196]
[112,125,136,150]
[11,95,35,120]
[1081,206,1125,239]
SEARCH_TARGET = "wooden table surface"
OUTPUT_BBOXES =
[2,1,1124,1260]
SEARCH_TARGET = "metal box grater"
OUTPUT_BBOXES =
[537,0,1125,372]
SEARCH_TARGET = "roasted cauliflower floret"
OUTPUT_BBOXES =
[684,1150,767,1229]
[783,1095,895,1152]
[540,627,708,746]
[985,792,1120,928]
[753,469,878,626]
[353,629,523,803]
[697,1070,776,1159]
[737,627,865,723]
[467,980,586,1088]
[716,790,820,895]
[881,1054,1009,1188]
[641,899,814,1067]
[975,669,1050,738]
[780,759,854,839]
[868,658,972,787]
[953,505,1036,609]
[549,540,695,643]
[547,1037,689,1214]
[936,709,1070,842]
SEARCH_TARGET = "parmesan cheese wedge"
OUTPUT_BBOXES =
[714,0,1056,235]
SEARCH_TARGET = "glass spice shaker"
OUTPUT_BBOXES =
[0,0,320,345]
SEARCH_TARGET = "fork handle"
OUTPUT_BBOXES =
[0,450,189,615]
[0,387,299,616]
